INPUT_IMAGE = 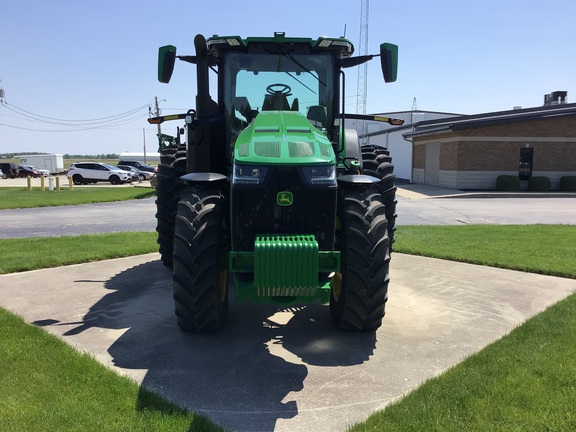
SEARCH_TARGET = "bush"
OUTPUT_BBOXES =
[559,176,576,192]
[528,176,552,192]
[496,175,521,191]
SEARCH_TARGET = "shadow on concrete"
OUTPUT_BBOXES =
[56,259,376,431]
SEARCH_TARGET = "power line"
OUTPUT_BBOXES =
[1,102,151,125]
[1,105,148,128]
[0,117,148,132]
[0,100,153,132]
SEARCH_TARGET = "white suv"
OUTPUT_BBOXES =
[68,162,133,185]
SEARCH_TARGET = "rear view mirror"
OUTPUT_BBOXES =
[158,45,177,83]
[380,43,398,83]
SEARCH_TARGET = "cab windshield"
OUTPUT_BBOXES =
[223,51,335,139]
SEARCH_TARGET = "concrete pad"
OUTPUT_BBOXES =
[1,253,576,432]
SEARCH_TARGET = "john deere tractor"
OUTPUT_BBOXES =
[149,32,402,333]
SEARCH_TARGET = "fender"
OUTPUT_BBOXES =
[337,174,381,190]
[343,128,361,161]
[180,172,228,184]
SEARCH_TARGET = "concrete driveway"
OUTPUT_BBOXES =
[2,253,576,432]
[1,183,575,239]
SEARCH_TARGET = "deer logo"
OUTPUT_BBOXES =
[277,191,293,206]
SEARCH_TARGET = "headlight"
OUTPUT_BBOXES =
[299,165,336,186]
[232,164,269,185]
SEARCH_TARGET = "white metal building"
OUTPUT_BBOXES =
[348,110,460,181]
[119,151,161,163]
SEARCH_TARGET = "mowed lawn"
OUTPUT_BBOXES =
[394,224,576,279]
[1,187,575,432]
[0,187,155,210]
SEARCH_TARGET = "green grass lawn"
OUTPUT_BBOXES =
[1,218,575,430]
[0,233,158,274]
[0,307,222,432]
[0,187,155,210]
[394,224,576,279]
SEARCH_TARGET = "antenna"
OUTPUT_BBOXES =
[356,0,369,144]
[412,97,417,111]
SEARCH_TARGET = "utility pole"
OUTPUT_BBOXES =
[154,96,162,137]
[0,79,5,105]
[143,128,147,163]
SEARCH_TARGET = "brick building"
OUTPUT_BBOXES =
[403,103,576,190]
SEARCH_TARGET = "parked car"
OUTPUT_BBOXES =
[116,166,140,182]
[117,164,155,181]
[118,160,157,173]
[0,163,18,179]
[17,165,42,178]
[28,166,50,176]
[68,162,133,185]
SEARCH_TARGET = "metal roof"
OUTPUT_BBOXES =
[359,110,463,138]
[404,103,576,138]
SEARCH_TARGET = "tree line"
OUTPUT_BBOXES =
[1,152,120,159]
[63,154,120,159]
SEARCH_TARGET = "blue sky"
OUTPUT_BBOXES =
[1,0,574,155]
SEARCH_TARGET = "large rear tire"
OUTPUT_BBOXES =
[172,185,229,333]
[330,186,390,332]
[361,144,397,252]
[155,145,186,268]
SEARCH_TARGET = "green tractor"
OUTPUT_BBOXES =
[149,32,402,333]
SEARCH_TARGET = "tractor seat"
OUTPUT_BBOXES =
[262,93,291,111]
[307,105,327,128]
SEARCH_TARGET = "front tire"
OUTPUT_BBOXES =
[72,174,83,185]
[330,186,390,332]
[110,175,120,185]
[172,185,229,333]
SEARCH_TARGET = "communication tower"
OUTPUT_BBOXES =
[356,0,369,143]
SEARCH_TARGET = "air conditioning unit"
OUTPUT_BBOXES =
[544,91,568,106]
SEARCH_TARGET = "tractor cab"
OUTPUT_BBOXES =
[209,33,344,151]
[156,32,398,173]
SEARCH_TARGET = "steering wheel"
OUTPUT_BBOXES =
[266,83,292,95]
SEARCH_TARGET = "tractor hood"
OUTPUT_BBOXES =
[234,112,335,165]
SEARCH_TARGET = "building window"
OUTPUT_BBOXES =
[519,147,534,180]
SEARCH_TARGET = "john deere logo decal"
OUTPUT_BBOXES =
[277,191,293,206]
